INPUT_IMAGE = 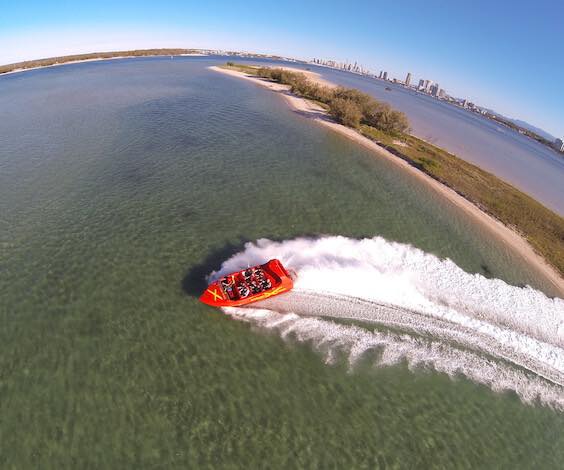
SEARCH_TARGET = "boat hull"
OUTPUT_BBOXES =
[199,259,294,307]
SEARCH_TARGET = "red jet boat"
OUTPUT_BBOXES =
[199,259,294,307]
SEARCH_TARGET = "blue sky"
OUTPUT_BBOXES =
[1,0,562,136]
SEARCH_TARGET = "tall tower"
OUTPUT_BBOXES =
[405,72,412,86]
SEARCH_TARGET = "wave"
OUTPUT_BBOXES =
[209,236,564,409]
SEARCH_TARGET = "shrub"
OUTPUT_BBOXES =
[250,65,409,134]
[333,87,368,103]
[363,101,409,134]
[256,67,273,79]
[363,101,391,128]
[379,109,410,134]
[288,74,309,94]
[329,98,363,128]
[311,86,335,103]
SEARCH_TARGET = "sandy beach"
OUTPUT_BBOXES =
[210,65,564,296]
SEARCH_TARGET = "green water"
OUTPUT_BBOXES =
[0,57,562,468]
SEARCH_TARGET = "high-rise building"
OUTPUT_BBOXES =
[554,138,564,152]
[405,72,412,86]
[423,79,433,92]
[438,88,446,99]
[383,71,388,80]
[430,83,440,96]
[378,71,383,79]
[418,79,425,89]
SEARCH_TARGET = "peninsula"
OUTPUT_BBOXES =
[212,63,564,296]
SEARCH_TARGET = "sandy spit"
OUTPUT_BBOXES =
[209,65,564,297]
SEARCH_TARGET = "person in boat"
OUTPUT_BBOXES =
[237,283,250,298]
[253,267,265,279]
[221,276,241,299]
[249,282,262,294]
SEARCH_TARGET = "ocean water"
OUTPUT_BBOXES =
[0,57,562,468]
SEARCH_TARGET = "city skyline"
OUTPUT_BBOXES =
[311,58,541,134]
[1,0,562,136]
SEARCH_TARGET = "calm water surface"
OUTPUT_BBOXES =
[1,57,562,467]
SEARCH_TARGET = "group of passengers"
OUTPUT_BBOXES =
[220,267,272,299]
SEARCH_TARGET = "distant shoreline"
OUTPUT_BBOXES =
[210,65,564,297]
[2,56,129,76]
[0,48,303,77]
[0,49,209,76]
[3,49,559,158]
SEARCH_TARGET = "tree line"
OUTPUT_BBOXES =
[255,67,410,134]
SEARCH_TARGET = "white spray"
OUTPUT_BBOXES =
[209,236,564,409]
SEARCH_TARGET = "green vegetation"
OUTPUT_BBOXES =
[330,97,363,128]
[256,66,410,134]
[222,64,409,134]
[0,49,202,74]
[362,127,564,275]
[223,63,564,276]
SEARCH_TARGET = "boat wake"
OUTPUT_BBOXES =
[208,236,564,409]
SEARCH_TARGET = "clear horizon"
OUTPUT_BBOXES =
[1,0,562,137]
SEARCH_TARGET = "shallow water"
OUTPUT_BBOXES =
[1,57,562,467]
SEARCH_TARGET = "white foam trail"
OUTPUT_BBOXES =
[209,236,564,408]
